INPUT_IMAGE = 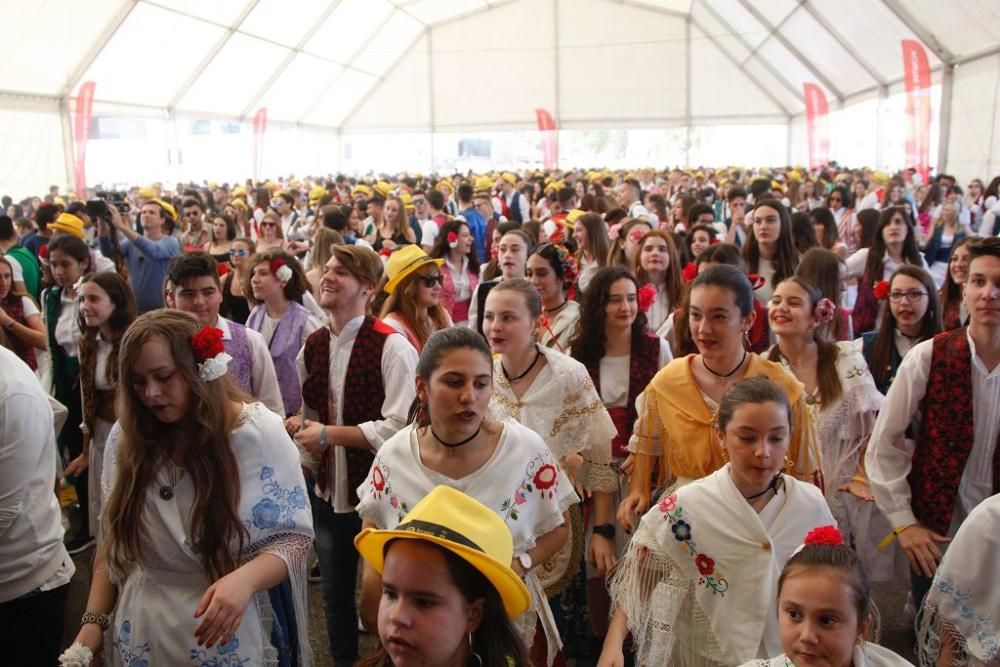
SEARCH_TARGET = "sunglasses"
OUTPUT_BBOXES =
[260,222,277,227]
[420,274,444,287]
[229,248,249,256]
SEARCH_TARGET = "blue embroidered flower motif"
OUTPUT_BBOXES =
[114,618,151,666]
[218,637,240,655]
[251,497,281,529]
[118,620,131,644]
[672,520,692,542]
[287,487,307,510]
[260,466,274,480]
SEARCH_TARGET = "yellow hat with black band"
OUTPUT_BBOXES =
[354,485,530,620]
[50,212,85,239]
[382,244,445,294]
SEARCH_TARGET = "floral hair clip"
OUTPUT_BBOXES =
[682,262,698,284]
[270,257,293,285]
[804,525,844,546]
[607,223,623,242]
[551,243,579,285]
[627,228,646,245]
[39,243,49,262]
[748,273,767,290]
[447,231,459,249]
[813,297,837,325]
[873,280,890,301]
[191,326,231,382]
[637,283,656,313]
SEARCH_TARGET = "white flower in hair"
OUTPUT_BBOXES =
[58,642,93,667]
[275,264,293,284]
[191,326,232,382]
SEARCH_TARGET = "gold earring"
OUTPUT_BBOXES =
[783,455,794,473]
[720,447,729,462]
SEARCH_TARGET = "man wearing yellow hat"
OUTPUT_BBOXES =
[99,199,180,312]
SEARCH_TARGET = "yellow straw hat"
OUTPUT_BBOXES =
[353,184,373,198]
[383,244,444,294]
[354,486,530,620]
[50,212,85,239]
[150,198,178,222]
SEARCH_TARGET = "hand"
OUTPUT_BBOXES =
[896,525,951,578]
[596,644,625,667]
[193,569,254,648]
[616,491,648,534]
[562,452,587,498]
[620,454,634,478]
[837,479,874,502]
[108,204,127,230]
[73,622,105,665]
[510,557,526,578]
[0,305,12,328]
[382,239,398,251]
[284,415,302,436]
[64,452,90,478]
[294,419,327,458]
[588,533,617,576]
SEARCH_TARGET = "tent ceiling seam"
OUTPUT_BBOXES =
[798,0,888,87]
[876,0,954,64]
[61,0,139,98]
[340,29,429,129]
[733,0,845,101]
[237,0,347,119]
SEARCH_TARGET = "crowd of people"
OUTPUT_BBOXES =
[1,164,999,667]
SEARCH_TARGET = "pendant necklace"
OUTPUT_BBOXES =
[159,462,184,501]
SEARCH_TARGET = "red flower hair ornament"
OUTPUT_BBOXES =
[682,262,698,284]
[190,326,231,382]
[873,280,890,301]
[804,525,844,546]
[637,283,657,313]
[447,231,459,249]
[270,257,293,285]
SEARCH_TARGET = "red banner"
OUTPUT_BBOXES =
[252,107,268,181]
[72,81,96,198]
[902,39,932,184]
[535,108,557,169]
[803,83,829,170]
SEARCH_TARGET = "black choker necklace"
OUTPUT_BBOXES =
[502,345,542,383]
[544,299,568,313]
[702,348,748,379]
[743,472,784,501]
[431,424,482,449]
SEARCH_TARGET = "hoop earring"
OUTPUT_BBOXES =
[743,329,752,351]
[468,633,483,667]
[416,400,427,426]
[783,455,794,473]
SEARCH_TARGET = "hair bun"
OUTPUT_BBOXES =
[804,525,844,546]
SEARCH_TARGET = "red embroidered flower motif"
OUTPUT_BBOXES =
[637,283,656,313]
[533,464,558,495]
[372,466,386,492]
[190,326,225,363]
[681,262,698,284]
[873,280,890,301]
[804,525,843,546]
[695,553,715,576]
[658,493,677,513]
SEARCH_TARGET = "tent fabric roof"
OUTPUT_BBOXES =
[4,0,997,132]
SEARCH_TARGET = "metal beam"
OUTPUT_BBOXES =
[553,0,561,166]
[685,16,692,166]
[427,28,436,170]
[877,0,954,64]
[799,0,887,88]
[428,0,517,29]
[988,58,1000,177]
[612,0,688,19]
[339,29,429,129]
[695,0,804,104]
[167,0,261,109]
[239,0,346,118]
[955,43,1000,67]
[875,85,888,169]
[62,0,139,98]
[734,0,845,102]
[690,17,793,116]
[59,98,76,192]
[937,64,954,173]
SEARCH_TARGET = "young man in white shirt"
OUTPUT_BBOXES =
[0,348,75,665]
[166,253,284,415]
[288,244,417,667]
[867,236,1000,606]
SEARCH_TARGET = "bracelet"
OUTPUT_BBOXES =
[850,475,869,485]
[81,610,110,630]
[319,425,329,450]
[877,523,915,551]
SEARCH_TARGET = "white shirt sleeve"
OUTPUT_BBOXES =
[21,296,39,318]
[845,247,868,278]
[865,338,933,529]
[302,291,327,321]
[421,221,439,250]
[244,326,285,416]
[8,258,23,283]
[357,333,419,450]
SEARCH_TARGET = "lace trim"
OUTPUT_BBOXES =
[243,532,313,565]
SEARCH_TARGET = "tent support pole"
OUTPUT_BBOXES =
[938,64,955,174]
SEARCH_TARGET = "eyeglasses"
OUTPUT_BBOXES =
[420,274,444,288]
[413,199,427,206]
[260,222,277,228]
[229,248,249,256]
[889,290,928,303]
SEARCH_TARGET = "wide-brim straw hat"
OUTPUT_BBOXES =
[383,244,444,294]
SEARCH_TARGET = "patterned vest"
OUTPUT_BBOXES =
[587,333,661,457]
[909,328,1000,535]
[301,316,395,506]
[223,321,253,395]
[852,268,881,336]
[247,302,312,416]
[2,295,36,370]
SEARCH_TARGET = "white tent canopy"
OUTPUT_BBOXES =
[2,0,999,195]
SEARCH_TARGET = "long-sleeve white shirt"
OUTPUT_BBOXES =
[866,331,1000,536]
[295,315,418,512]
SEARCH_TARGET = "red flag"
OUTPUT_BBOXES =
[902,40,931,183]
[535,108,558,169]
[252,107,268,181]
[72,81,96,198]
[803,83,830,170]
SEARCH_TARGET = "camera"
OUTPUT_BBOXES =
[85,191,130,219]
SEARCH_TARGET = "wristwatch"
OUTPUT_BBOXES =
[593,523,616,540]
[517,552,533,572]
